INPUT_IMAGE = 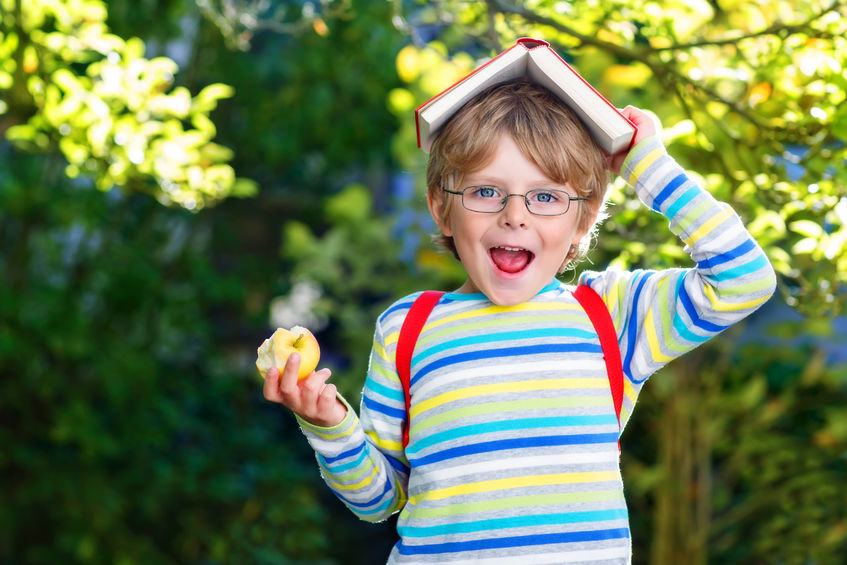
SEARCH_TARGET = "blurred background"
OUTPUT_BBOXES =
[1,1,846,564]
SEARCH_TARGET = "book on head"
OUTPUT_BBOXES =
[415,38,637,155]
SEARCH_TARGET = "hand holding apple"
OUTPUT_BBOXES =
[259,327,347,428]
[256,326,320,381]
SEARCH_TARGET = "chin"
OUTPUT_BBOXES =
[484,287,535,307]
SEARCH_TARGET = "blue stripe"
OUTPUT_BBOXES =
[407,433,620,467]
[672,313,711,344]
[378,298,414,324]
[384,452,409,474]
[365,378,404,403]
[623,272,651,384]
[397,527,630,555]
[351,495,396,517]
[670,276,710,344]
[325,446,369,473]
[708,254,768,282]
[580,274,599,287]
[399,508,629,537]
[677,276,728,333]
[412,343,602,386]
[651,173,687,212]
[321,442,366,464]
[697,239,756,269]
[664,186,701,220]
[412,328,597,365]
[363,396,407,419]
[406,415,616,455]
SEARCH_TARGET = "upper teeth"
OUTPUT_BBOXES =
[499,246,524,251]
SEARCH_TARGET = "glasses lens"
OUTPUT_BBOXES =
[525,189,570,216]
[462,186,506,213]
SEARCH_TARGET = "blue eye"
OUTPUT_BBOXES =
[531,190,559,204]
[472,186,500,199]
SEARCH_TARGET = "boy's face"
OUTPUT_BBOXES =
[429,134,589,306]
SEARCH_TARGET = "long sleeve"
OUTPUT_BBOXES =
[580,137,777,426]
[297,304,417,522]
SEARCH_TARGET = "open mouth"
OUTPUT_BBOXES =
[489,246,535,274]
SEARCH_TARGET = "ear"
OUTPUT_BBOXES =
[427,190,453,237]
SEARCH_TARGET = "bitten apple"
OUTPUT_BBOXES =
[256,326,320,381]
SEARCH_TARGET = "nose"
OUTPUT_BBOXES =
[499,194,530,229]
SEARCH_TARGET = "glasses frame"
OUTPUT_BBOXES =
[443,186,588,217]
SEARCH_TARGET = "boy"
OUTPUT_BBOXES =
[264,78,776,563]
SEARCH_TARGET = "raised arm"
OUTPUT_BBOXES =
[581,113,776,423]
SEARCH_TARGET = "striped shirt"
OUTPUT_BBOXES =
[297,138,776,564]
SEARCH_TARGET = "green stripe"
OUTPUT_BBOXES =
[415,396,609,433]
[418,314,587,347]
[406,490,624,519]
[713,276,775,297]
[658,278,688,355]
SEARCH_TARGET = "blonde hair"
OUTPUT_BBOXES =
[426,78,610,272]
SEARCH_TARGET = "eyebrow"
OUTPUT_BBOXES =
[462,181,576,194]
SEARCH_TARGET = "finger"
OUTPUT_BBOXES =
[299,368,332,402]
[317,382,338,407]
[279,352,301,395]
[315,382,348,427]
[263,366,281,401]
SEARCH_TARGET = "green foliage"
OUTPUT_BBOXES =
[2,0,846,563]
[0,0,255,209]
[708,346,847,564]
[1,0,409,562]
[0,152,335,564]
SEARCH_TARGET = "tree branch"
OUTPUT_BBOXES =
[484,0,652,64]
[652,0,847,52]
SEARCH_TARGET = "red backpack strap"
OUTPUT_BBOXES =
[396,291,444,449]
[573,284,624,434]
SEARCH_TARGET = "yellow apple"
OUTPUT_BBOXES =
[256,326,320,381]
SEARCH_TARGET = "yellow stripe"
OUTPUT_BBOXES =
[623,379,637,406]
[393,487,407,512]
[627,147,664,186]
[372,341,389,363]
[410,378,608,420]
[703,284,771,312]
[408,470,620,505]
[604,285,622,330]
[365,430,402,453]
[683,207,733,247]
[644,308,675,363]
[310,426,355,441]
[331,465,379,491]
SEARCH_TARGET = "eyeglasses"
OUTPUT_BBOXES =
[443,186,587,216]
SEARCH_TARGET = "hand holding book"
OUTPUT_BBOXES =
[606,106,660,175]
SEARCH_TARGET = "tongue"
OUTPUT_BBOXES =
[490,248,532,273]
